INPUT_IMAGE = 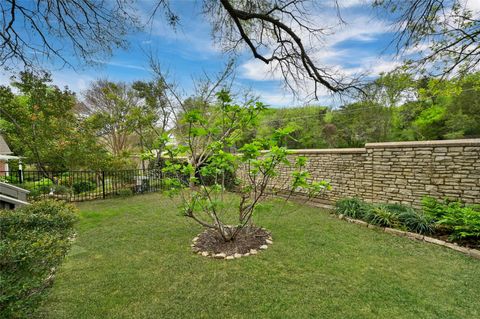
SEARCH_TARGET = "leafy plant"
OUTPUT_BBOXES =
[439,206,480,240]
[0,200,77,318]
[52,184,72,195]
[421,197,450,220]
[366,204,400,228]
[72,181,97,194]
[163,90,330,242]
[335,197,370,219]
[422,197,480,240]
[396,209,434,235]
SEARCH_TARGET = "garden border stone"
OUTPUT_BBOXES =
[192,233,273,260]
[334,214,480,260]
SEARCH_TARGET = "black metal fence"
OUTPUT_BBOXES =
[0,169,166,202]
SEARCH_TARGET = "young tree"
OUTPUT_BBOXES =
[163,91,330,251]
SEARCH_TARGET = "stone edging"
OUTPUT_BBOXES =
[191,232,273,260]
[338,214,480,259]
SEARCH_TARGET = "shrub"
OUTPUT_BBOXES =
[72,181,97,194]
[0,200,77,318]
[396,209,434,235]
[52,184,72,195]
[440,206,480,240]
[365,204,400,228]
[422,197,450,220]
[422,197,480,240]
[335,197,370,219]
[0,175,18,184]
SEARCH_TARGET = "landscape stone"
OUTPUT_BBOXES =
[468,249,480,259]
[423,236,446,246]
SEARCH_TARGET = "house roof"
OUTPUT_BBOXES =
[0,135,12,155]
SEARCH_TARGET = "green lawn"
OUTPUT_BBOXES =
[40,193,480,318]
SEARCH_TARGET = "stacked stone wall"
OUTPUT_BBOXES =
[246,139,480,207]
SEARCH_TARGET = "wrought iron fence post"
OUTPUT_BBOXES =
[18,169,23,184]
[102,171,106,199]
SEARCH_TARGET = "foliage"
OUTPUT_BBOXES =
[163,90,329,241]
[335,197,370,219]
[0,200,77,318]
[52,185,73,195]
[72,181,97,195]
[336,198,434,235]
[422,197,480,240]
[365,205,400,228]
[0,71,111,171]
[385,203,434,235]
[239,71,480,149]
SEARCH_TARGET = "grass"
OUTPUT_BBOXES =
[40,193,480,318]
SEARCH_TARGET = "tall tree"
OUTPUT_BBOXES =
[0,71,108,173]
[83,80,140,158]
[131,79,174,167]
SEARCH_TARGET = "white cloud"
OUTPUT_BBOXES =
[463,0,480,13]
[332,0,370,8]
[92,60,150,72]
[240,9,391,87]
[256,90,296,106]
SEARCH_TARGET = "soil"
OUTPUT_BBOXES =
[194,226,270,255]
[435,234,480,249]
[432,228,480,249]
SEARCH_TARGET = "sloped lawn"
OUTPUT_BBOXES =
[40,193,480,318]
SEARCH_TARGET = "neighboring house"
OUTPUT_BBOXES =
[0,134,20,173]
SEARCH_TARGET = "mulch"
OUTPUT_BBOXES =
[194,225,270,255]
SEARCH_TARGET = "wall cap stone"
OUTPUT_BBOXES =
[366,138,480,149]
[281,148,366,154]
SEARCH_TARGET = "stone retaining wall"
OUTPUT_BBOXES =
[252,139,480,208]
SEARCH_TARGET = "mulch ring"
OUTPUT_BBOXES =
[193,226,270,255]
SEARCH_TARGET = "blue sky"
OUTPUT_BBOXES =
[0,0,424,107]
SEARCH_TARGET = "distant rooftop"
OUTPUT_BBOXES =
[0,135,12,155]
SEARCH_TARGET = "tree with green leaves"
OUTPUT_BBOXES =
[162,90,329,249]
[0,71,109,174]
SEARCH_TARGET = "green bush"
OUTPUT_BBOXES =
[422,197,480,240]
[0,200,77,318]
[366,204,400,228]
[52,184,72,195]
[335,197,370,219]
[335,198,434,235]
[116,188,133,197]
[0,175,18,184]
[396,209,434,235]
[72,181,97,194]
